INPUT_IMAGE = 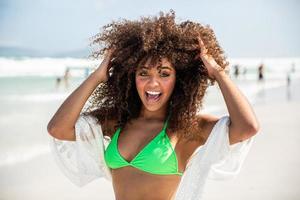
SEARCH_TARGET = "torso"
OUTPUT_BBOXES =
[105,115,216,200]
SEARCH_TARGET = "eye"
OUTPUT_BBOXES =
[139,71,148,76]
[160,72,170,77]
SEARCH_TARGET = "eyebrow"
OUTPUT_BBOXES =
[158,66,172,70]
[139,66,173,70]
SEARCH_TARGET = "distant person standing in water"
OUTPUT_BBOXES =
[63,68,71,89]
[258,63,264,82]
[286,72,291,87]
[286,70,292,101]
[233,64,240,79]
[55,77,62,90]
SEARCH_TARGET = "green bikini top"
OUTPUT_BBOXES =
[104,114,183,176]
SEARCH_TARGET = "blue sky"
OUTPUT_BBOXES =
[0,0,299,57]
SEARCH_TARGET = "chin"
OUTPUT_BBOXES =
[141,100,168,112]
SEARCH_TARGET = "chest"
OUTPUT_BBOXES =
[118,124,178,162]
[105,122,206,174]
[103,119,210,199]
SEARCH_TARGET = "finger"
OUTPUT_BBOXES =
[110,45,117,52]
[197,36,208,56]
[105,47,116,58]
[197,36,205,51]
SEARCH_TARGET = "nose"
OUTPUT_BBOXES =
[147,76,160,87]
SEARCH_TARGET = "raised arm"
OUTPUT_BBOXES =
[196,36,260,145]
[47,47,115,141]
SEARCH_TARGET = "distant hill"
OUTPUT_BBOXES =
[52,48,92,58]
[0,46,92,58]
[0,46,42,57]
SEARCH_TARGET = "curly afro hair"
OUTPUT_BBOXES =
[82,9,229,141]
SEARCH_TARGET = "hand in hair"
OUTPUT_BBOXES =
[195,36,224,80]
[94,46,116,83]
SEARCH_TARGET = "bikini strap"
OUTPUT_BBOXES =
[162,112,171,131]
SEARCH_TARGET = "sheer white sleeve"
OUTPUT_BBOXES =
[48,114,112,187]
[174,115,256,200]
[207,115,256,180]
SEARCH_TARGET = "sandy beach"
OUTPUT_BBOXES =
[203,80,300,200]
[0,78,299,200]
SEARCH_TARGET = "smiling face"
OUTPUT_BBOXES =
[135,57,176,113]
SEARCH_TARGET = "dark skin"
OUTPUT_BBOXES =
[103,36,259,200]
[103,55,214,200]
[48,36,259,199]
[105,113,216,200]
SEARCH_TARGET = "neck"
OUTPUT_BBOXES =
[138,106,169,121]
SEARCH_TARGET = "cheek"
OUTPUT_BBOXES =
[162,78,176,92]
[135,77,145,93]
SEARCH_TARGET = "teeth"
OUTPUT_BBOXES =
[146,91,161,95]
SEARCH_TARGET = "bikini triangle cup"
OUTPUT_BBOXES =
[104,113,183,176]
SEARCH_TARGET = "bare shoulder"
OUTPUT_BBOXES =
[100,118,118,138]
[194,113,221,140]
[176,113,220,144]
[176,114,221,169]
[197,113,220,124]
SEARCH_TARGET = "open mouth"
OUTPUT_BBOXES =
[145,91,162,102]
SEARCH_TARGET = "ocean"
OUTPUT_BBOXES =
[0,56,299,167]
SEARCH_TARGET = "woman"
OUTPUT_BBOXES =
[47,10,260,200]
